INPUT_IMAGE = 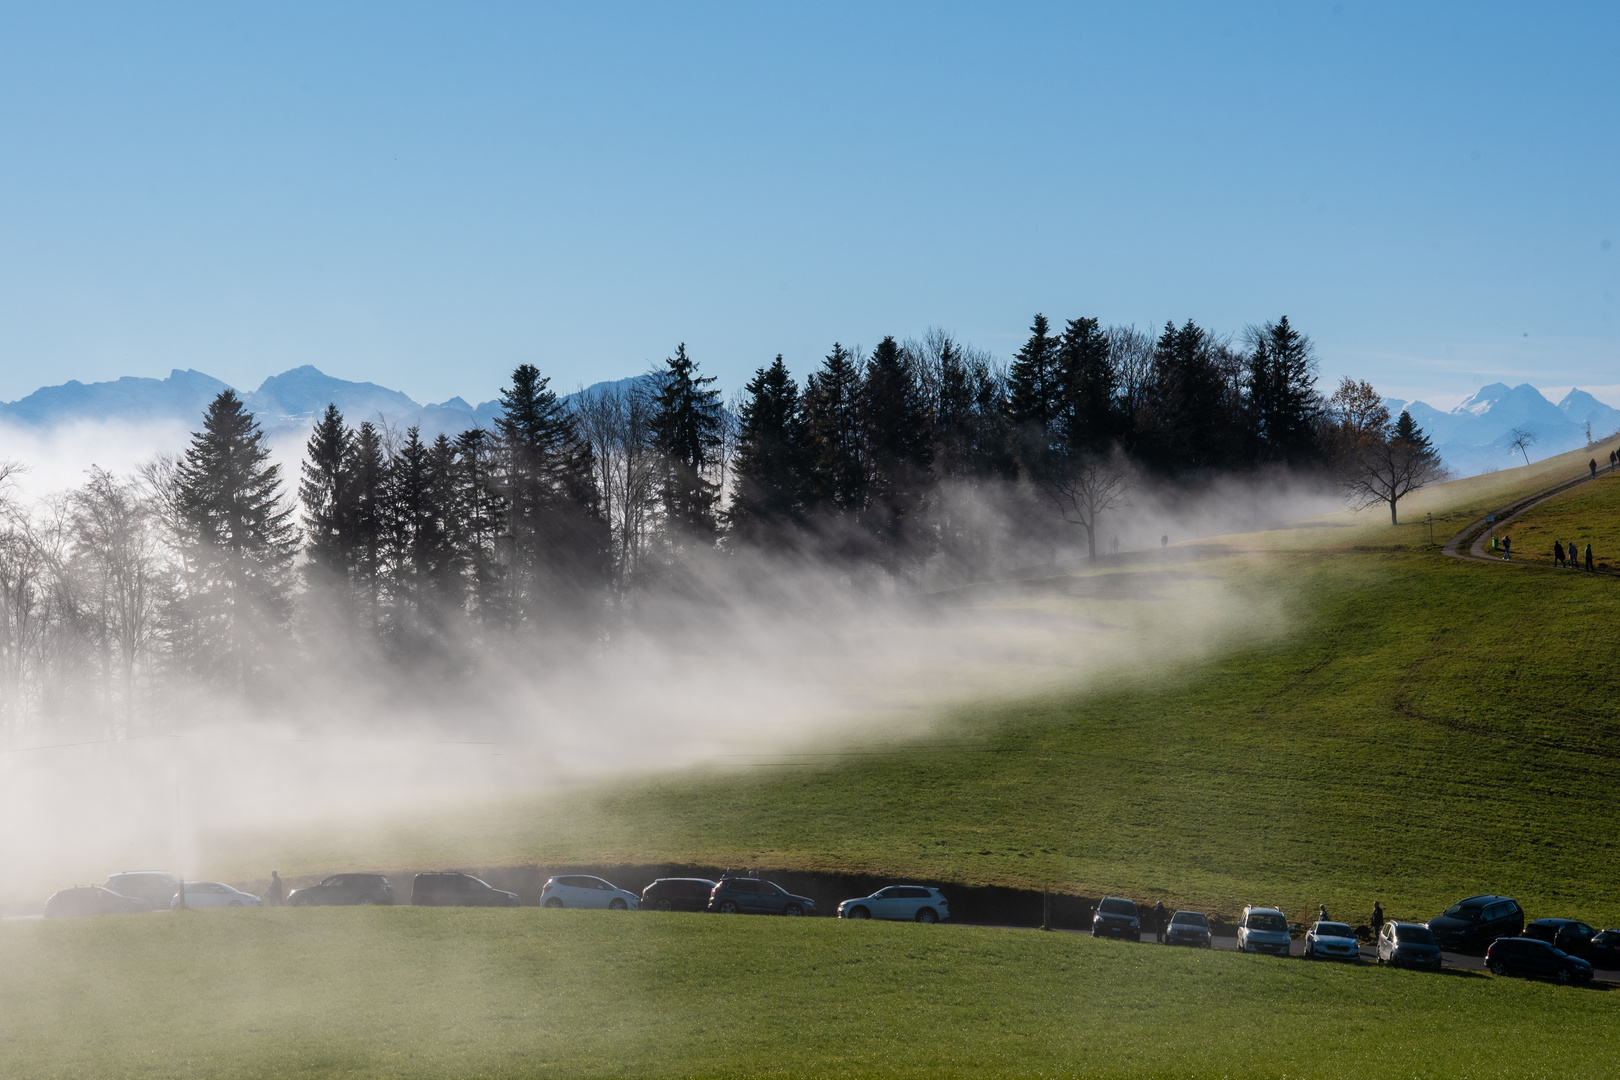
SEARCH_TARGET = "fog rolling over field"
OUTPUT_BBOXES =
[0,452,1341,904]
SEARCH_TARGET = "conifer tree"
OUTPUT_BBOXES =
[1056,316,1118,457]
[802,342,866,513]
[299,404,353,590]
[861,336,934,557]
[174,389,298,686]
[1007,314,1062,475]
[648,344,725,543]
[345,421,390,625]
[1245,315,1322,465]
[452,427,505,620]
[727,355,806,542]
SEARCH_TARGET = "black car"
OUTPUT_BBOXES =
[44,885,151,918]
[707,876,816,916]
[1485,937,1594,984]
[641,877,717,912]
[1587,929,1620,968]
[1427,895,1523,952]
[287,873,395,907]
[1091,897,1141,941]
[1522,918,1597,958]
[410,872,520,907]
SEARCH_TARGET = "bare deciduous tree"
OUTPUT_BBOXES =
[1342,419,1447,526]
[1507,426,1538,466]
[1044,452,1134,558]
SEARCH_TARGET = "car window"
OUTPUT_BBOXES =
[1577,923,1595,936]
[1171,912,1208,927]
[1247,913,1287,932]
[1443,901,1482,920]
[321,876,341,887]
[767,883,788,896]
[1396,925,1436,945]
[729,880,758,893]
[1316,923,1353,938]
[896,887,930,899]
[1099,899,1135,916]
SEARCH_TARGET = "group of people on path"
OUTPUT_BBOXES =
[1553,539,1594,570]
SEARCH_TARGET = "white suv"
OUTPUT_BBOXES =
[837,886,949,923]
[1237,906,1292,956]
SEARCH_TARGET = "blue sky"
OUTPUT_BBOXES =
[1,2,1616,411]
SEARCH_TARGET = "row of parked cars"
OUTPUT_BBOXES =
[1089,892,1607,985]
[44,870,949,924]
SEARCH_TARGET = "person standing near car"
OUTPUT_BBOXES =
[1153,901,1167,942]
[1370,901,1384,939]
[267,871,284,907]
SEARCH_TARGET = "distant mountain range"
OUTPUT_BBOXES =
[1386,383,1620,476]
[0,366,643,442]
[2,366,1616,479]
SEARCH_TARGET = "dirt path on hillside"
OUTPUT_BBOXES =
[1443,463,1620,576]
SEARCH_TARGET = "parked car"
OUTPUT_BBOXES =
[1091,897,1140,940]
[708,876,816,916]
[540,875,640,910]
[1522,918,1598,958]
[286,873,394,907]
[640,878,717,912]
[1427,895,1523,953]
[1485,936,1594,984]
[1377,922,1442,970]
[1162,910,1212,947]
[1305,921,1361,961]
[1587,929,1620,968]
[44,885,151,918]
[103,871,180,909]
[171,882,263,909]
[410,872,520,907]
[837,886,949,923]
[1237,907,1291,956]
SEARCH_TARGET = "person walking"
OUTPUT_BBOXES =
[1554,540,1565,567]
[1370,901,1384,939]
[1502,535,1511,561]
[1610,449,1617,472]
[1570,540,1580,570]
[267,871,284,907]
[1586,544,1595,572]
[1153,900,1167,943]
[1591,459,1599,479]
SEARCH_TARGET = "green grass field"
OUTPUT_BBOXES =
[2,908,1613,1080]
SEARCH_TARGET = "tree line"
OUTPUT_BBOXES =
[0,313,1443,742]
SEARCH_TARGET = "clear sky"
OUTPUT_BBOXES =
[1,2,1616,410]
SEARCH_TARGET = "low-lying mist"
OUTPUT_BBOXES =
[0,451,1344,906]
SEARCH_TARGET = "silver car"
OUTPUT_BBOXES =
[1304,921,1361,961]
[1163,910,1213,947]
[104,871,180,909]
[539,875,640,910]
[837,886,949,923]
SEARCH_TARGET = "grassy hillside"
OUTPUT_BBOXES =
[2,908,1614,1080]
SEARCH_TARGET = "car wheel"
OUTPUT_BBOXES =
[1489,961,1506,976]
[848,906,870,920]
[610,898,627,911]
[655,899,673,912]
[1556,967,1573,984]
[718,900,739,914]
[359,899,375,906]
[915,907,938,924]
[544,897,563,908]
[783,904,804,917]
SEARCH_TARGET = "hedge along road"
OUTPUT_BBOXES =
[1444,457,1620,575]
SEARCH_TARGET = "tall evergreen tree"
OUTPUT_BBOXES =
[1056,316,1118,456]
[345,421,390,625]
[496,363,609,622]
[299,404,353,591]
[173,390,298,686]
[649,344,725,543]
[802,342,866,513]
[1142,319,1227,471]
[1006,314,1062,476]
[1245,315,1322,465]
[861,336,934,558]
[452,427,505,620]
[726,355,806,543]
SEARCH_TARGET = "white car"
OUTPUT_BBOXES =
[171,882,263,909]
[1237,906,1291,956]
[1304,920,1361,961]
[540,875,641,910]
[837,886,949,923]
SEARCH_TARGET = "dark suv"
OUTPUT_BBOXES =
[1092,897,1141,941]
[1523,918,1597,957]
[641,878,717,912]
[287,874,394,907]
[1427,895,1523,952]
[410,872,520,907]
[708,877,816,916]
[1485,937,1593,984]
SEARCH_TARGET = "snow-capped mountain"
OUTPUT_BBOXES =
[0,365,636,441]
[1385,383,1620,476]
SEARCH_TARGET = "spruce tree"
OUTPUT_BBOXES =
[1245,315,1322,465]
[727,355,806,543]
[861,336,934,558]
[299,404,352,590]
[802,342,866,513]
[1057,316,1118,456]
[1007,314,1062,476]
[345,421,390,625]
[452,427,505,620]
[649,344,725,543]
[174,389,298,686]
